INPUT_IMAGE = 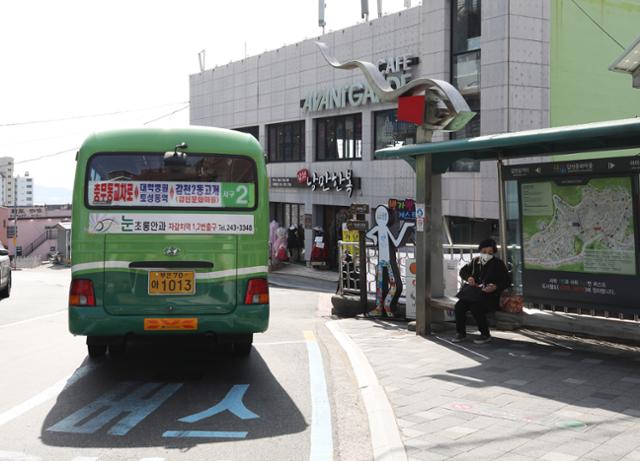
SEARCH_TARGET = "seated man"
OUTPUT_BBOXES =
[453,238,510,344]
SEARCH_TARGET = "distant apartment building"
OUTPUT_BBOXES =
[0,157,14,206]
[14,172,34,206]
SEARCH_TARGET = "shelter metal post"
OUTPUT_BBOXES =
[415,127,433,336]
[497,156,508,263]
[359,230,367,315]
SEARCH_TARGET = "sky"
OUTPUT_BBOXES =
[0,0,414,204]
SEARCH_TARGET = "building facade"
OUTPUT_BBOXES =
[14,172,34,207]
[189,0,640,266]
[7,204,71,260]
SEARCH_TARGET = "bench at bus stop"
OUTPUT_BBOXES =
[332,294,640,345]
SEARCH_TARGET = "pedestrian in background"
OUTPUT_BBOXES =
[452,238,510,344]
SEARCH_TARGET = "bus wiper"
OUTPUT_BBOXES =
[106,176,133,182]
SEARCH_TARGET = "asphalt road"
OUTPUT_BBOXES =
[0,267,371,461]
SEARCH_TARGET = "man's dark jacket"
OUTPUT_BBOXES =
[458,257,510,309]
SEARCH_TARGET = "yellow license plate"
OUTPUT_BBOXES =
[148,271,195,295]
[144,318,198,331]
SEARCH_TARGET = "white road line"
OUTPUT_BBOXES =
[434,336,490,361]
[253,340,306,346]
[0,451,40,461]
[304,331,334,461]
[0,364,94,427]
[0,310,66,330]
[326,321,407,461]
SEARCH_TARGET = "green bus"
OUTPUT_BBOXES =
[69,127,269,358]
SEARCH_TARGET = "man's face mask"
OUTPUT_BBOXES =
[479,253,493,264]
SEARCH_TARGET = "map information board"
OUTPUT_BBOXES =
[521,177,636,276]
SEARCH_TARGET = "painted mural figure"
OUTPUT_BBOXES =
[366,205,414,318]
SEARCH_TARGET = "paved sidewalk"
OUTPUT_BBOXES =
[271,262,339,282]
[336,318,640,461]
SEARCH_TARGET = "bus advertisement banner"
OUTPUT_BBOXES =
[88,181,255,208]
[88,213,255,235]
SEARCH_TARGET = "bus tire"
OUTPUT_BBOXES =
[87,344,107,359]
[233,334,253,356]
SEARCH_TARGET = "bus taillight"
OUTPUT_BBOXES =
[245,278,269,305]
[69,279,96,307]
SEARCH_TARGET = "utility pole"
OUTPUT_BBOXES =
[13,191,17,269]
[319,0,326,34]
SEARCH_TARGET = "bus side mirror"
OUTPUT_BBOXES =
[163,151,188,167]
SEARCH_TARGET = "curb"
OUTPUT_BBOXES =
[275,272,338,284]
[326,320,407,461]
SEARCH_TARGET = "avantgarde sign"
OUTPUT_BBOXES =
[301,54,419,112]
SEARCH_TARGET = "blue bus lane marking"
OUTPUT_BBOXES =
[163,430,248,439]
[163,384,259,439]
[46,382,259,439]
[47,382,183,436]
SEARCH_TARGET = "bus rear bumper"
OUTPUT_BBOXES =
[68,304,269,337]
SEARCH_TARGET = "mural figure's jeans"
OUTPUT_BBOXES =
[373,260,397,316]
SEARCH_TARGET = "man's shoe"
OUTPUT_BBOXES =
[473,335,492,344]
[451,334,466,343]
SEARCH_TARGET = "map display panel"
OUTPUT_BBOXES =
[521,177,636,276]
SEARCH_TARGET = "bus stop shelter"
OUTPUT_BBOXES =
[376,117,640,336]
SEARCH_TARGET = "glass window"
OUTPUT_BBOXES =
[316,113,362,161]
[85,152,257,210]
[452,0,481,54]
[451,0,481,171]
[374,109,418,151]
[452,50,480,95]
[271,202,304,228]
[266,121,305,163]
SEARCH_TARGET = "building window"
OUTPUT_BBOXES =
[7,226,15,239]
[452,50,480,96]
[233,125,260,141]
[451,0,481,170]
[316,113,362,161]
[452,0,481,55]
[374,109,417,152]
[267,121,305,163]
[270,202,304,229]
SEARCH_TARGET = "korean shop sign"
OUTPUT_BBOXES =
[388,198,416,222]
[270,169,361,197]
[306,170,360,197]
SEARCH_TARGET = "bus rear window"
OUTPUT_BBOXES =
[86,152,257,209]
